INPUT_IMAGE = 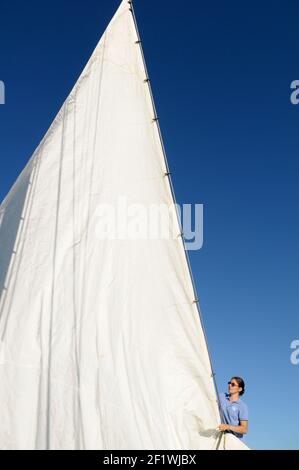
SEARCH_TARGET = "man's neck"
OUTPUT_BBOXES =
[229,392,240,402]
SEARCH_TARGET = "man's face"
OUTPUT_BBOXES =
[228,379,241,394]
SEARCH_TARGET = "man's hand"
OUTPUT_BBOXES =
[218,421,248,435]
[218,424,230,431]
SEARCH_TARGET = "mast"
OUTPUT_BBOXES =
[128,0,222,417]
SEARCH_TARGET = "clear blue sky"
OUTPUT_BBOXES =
[0,0,298,450]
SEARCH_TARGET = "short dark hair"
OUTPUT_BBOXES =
[231,376,245,396]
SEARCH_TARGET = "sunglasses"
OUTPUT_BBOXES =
[228,381,238,387]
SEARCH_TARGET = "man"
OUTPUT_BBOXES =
[218,376,248,438]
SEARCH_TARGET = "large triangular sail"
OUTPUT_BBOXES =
[0,0,248,449]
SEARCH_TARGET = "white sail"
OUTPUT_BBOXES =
[0,0,248,449]
[218,433,250,450]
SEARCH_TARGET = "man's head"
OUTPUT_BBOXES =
[228,376,245,396]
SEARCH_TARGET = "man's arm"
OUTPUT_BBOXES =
[218,420,248,435]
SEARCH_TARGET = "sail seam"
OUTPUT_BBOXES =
[46,103,68,449]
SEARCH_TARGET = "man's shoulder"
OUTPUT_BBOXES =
[238,398,248,409]
[238,399,249,419]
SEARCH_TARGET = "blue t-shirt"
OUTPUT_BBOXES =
[219,392,249,438]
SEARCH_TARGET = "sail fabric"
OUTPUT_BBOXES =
[0,0,248,449]
[218,433,250,450]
